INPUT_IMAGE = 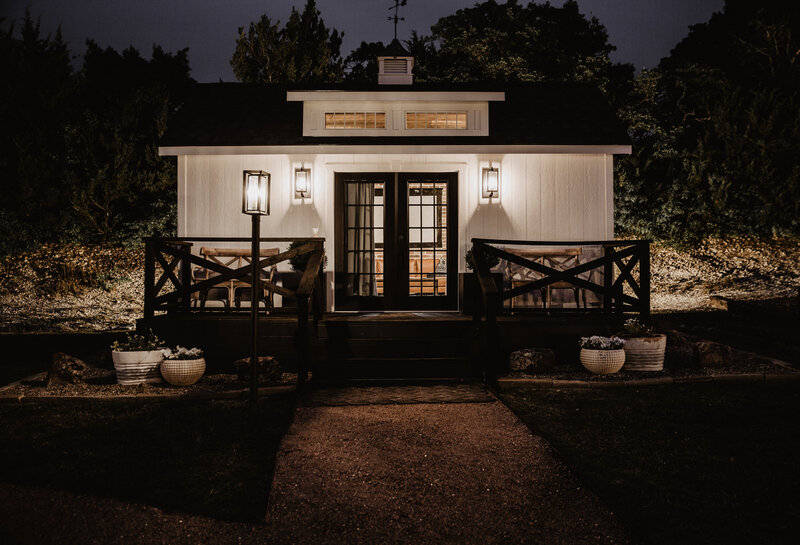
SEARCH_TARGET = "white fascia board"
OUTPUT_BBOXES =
[286,91,506,102]
[159,144,632,156]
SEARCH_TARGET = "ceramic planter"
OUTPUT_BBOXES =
[580,348,625,374]
[160,358,206,386]
[112,349,164,385]
[622,334,667,371]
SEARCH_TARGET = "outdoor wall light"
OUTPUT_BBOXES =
[242,170,270,215]
[294,167,311,199]
[482,164,499,198]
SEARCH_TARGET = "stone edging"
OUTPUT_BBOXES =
[496,372,800,390]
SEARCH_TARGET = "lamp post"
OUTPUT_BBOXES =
[242,170,270,405]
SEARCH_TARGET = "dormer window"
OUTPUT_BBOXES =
[406,112,467,130]
[325,112,387,129]
[288,91,504,137]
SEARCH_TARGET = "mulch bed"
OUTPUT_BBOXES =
[501,329,798,385]
[0,368,298,400]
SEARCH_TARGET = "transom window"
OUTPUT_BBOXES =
[406,112,467,130]
[325,112,386,129]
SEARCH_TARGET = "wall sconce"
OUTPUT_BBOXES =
[242,170,270,215]
[482,164,499,198]
[295,167,311,199]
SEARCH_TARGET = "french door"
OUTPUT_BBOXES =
[334,172,458,310]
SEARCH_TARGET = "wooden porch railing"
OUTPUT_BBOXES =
[143,236,326,384]
[470,238,651,377]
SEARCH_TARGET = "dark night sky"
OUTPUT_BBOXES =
[5,0,725,82]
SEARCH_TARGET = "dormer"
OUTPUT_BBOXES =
[378,39,414,85]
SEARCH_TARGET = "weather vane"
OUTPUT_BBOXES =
[388,0,408,41]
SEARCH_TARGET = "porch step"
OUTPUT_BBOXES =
[319,337,471,359]
[313,316,480,380]
[313,357,480,381]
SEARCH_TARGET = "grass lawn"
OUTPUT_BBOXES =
[499,383,800,545]
[0,396,295,522]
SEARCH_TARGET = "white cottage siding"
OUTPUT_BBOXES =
[178,153,614,273]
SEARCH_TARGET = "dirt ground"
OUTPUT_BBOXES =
[1,237,798,333]
[262,400,630,544]
[0,398,631,545]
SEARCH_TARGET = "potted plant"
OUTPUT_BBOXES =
[110,329,165,385]
[160,346,206,386]
[619,318,667,371]
[579,335,627,374]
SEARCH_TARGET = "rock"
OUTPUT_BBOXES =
[509,348,555,374]
[692,341,734,368]
[46,352,89,387]
[233,356,282,382]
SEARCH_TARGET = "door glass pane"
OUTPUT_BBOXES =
[343,181,384,297]
[407,180,447,297]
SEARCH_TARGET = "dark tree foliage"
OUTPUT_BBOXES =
[231,0,344,84]
[345,1,627,91]
[0,11,193,254]
[0,12,74,250]
[616,0,800,242]
[423,0,620,90]
[68,41,192,241]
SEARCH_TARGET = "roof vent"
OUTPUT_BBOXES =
[378,39,413,85]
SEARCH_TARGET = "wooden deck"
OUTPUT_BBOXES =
[139,311,627,381]
[140,236,649,381]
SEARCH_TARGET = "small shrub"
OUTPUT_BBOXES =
[622,318,657,337]
[465,248,500,270]
[111,329,163,351]
[579,335,627,350]
[287,240,326,271]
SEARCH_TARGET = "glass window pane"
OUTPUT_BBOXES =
[375,113,386,128]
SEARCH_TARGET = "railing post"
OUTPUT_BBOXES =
[297,294,309,390]
[179,242,192,313]
[144,238,155,319]
[640,241,651,318]
[485,291,500,379]
[603,245,613,314]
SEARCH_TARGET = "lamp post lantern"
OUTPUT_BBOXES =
[242,170,270,405]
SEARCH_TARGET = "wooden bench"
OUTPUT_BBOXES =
[504,247,586,310]
[192,247,279,311]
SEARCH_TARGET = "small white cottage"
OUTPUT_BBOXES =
[158,45,631,313]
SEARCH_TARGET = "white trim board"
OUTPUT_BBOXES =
[287,91,505,102]
[159,144,632,156]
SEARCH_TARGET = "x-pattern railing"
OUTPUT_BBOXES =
[144,237,325,317]
[470,238,651,378]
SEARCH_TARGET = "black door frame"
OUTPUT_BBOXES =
[334,171,458,311]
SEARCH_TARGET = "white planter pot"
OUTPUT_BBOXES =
[161,358,206,386]
[622,334,667,371]
[580,348,626,375]
[112,350,164,385]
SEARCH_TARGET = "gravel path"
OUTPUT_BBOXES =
[263,399,631,544]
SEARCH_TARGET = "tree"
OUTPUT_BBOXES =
[231,0,344,84]
[0,11,75,252]
[67,41,193,241]
[421,0,621,90]
[615,0,800,242]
